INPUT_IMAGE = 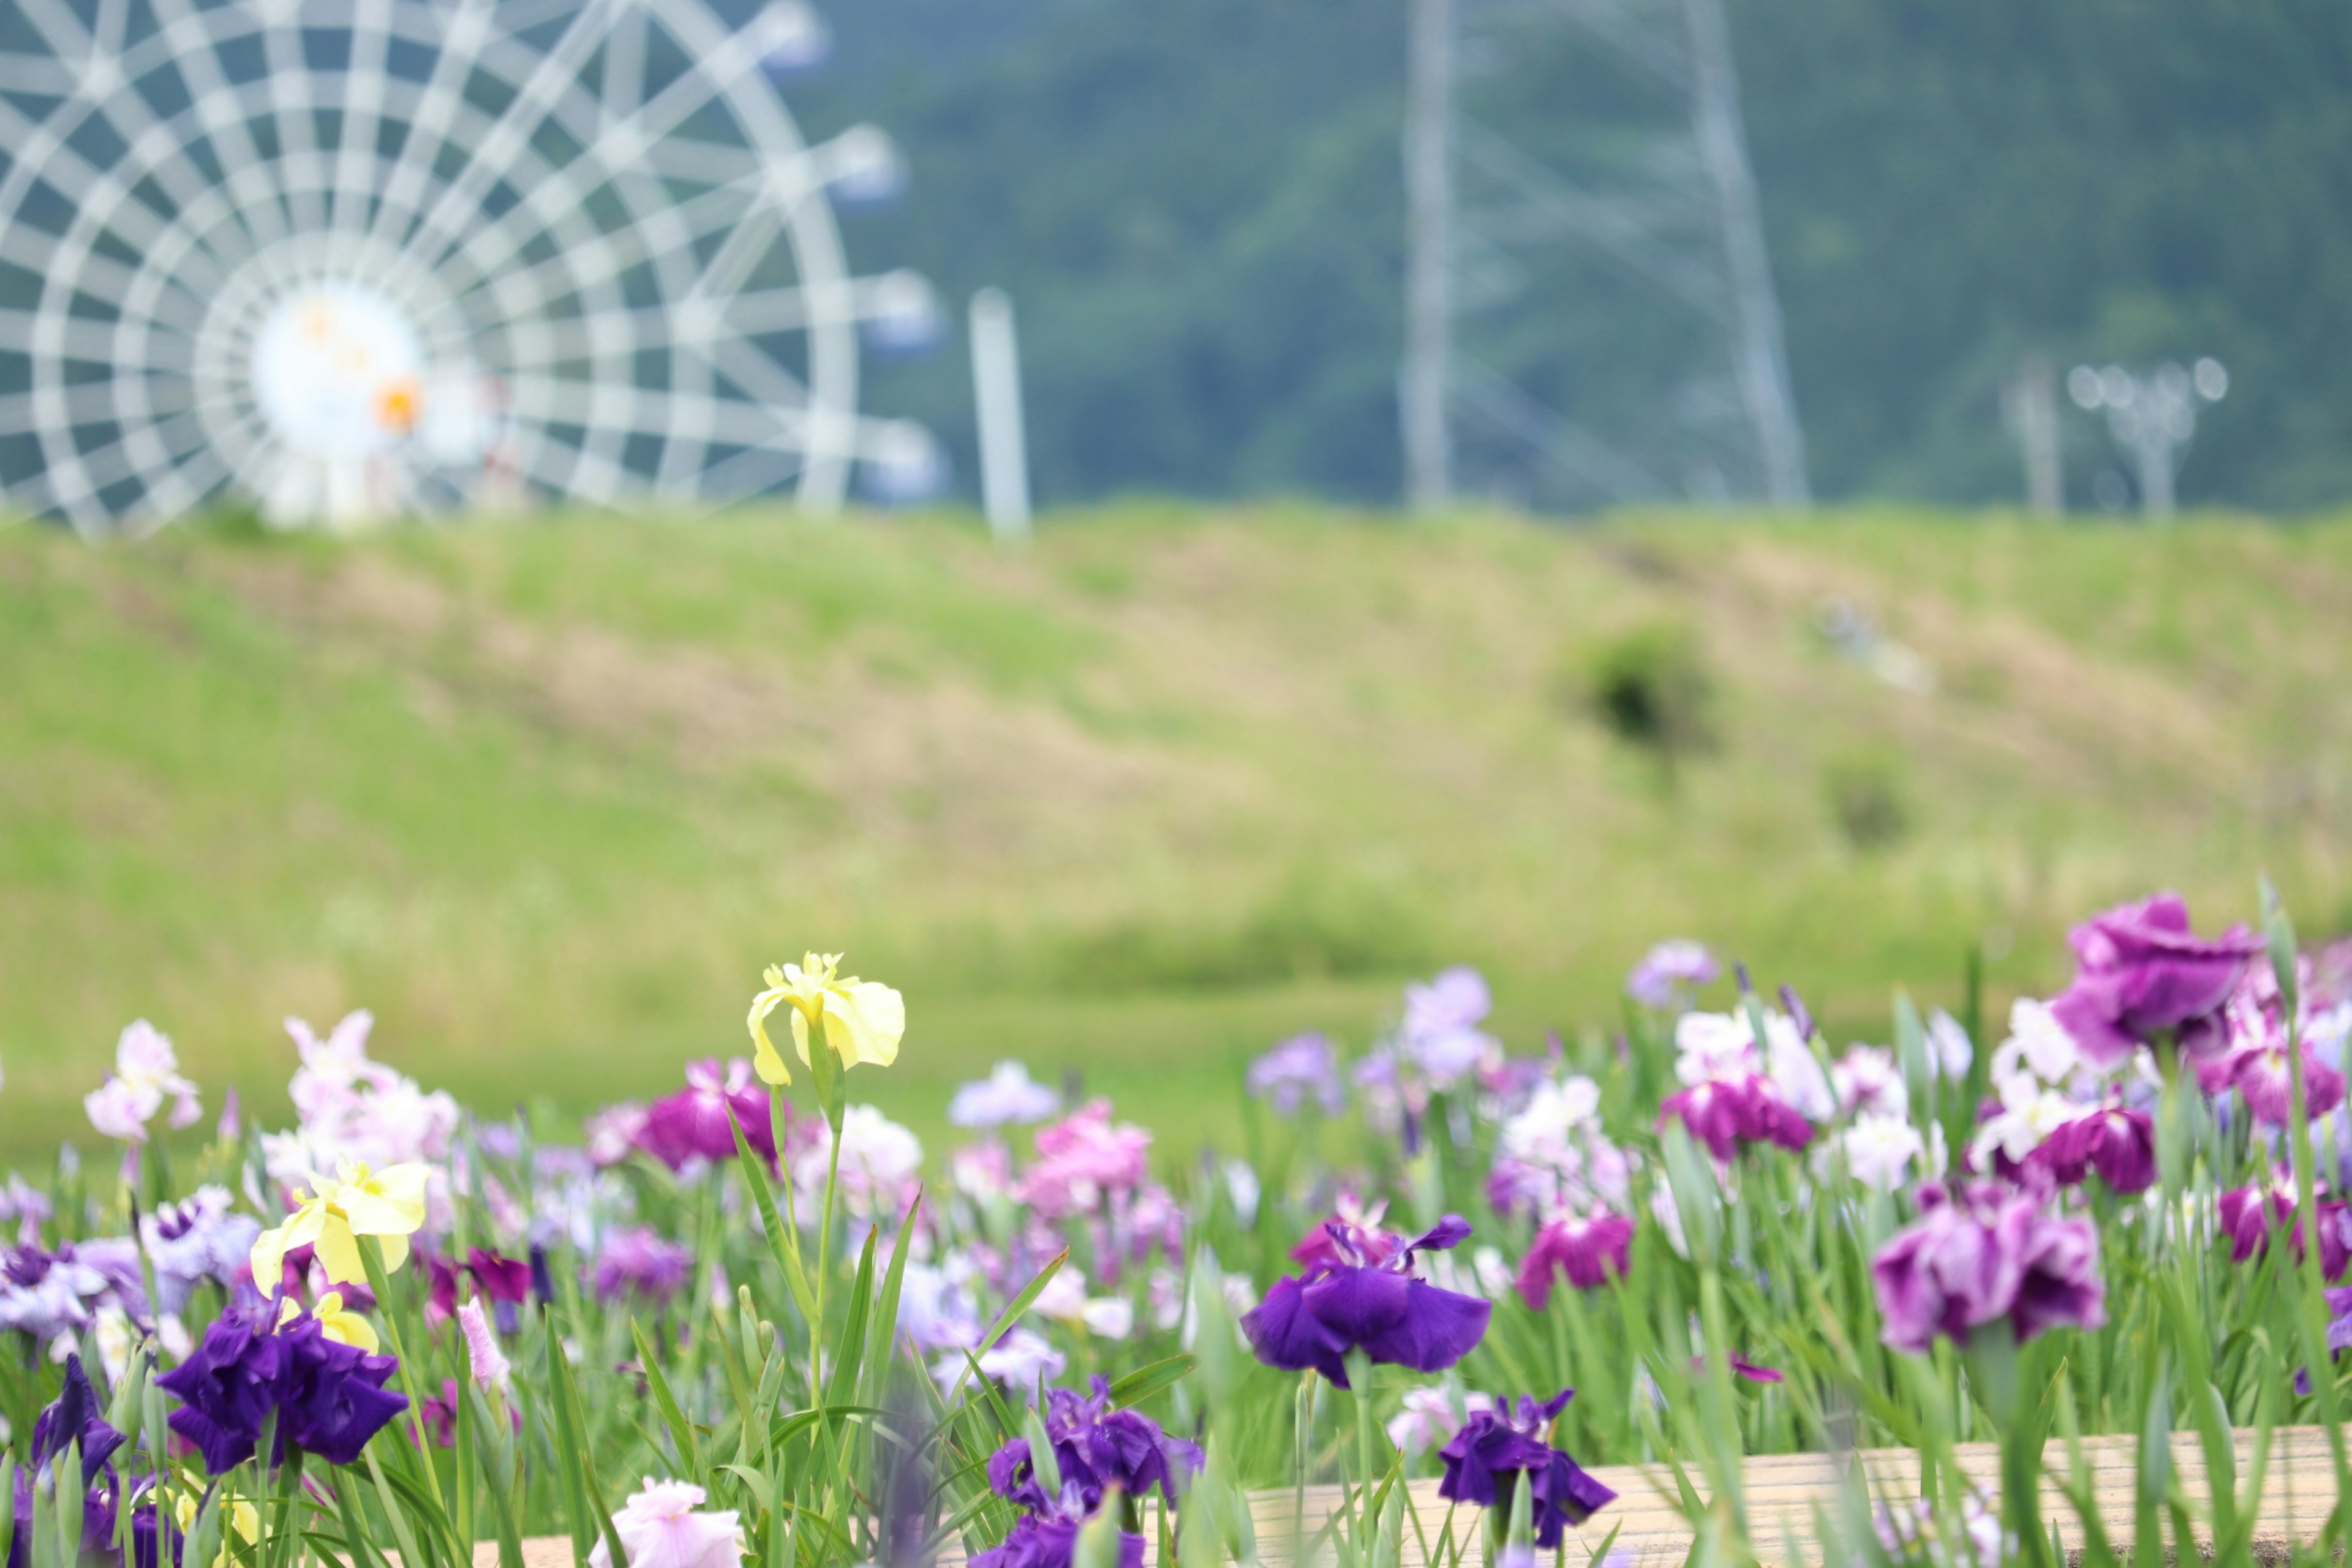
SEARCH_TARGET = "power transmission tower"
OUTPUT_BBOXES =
[1401,0,1809,514]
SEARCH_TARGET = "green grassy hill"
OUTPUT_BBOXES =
[4,505,2348,1157]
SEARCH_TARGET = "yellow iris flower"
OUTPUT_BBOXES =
[175,1488,260,1568]
[745,952,905,1087]
[277,1289,380,1354]
[250,1159,429,1290]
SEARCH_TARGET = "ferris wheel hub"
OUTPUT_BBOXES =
[250,283,426,464]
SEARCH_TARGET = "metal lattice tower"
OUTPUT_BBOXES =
[1403,0,1809,514]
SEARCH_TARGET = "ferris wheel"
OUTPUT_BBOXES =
[0,0,945,535]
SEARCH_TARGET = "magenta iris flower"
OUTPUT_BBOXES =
[2029,1107,2157,1195]
[1871,1182,2106,1353]
[1436,1390,1616,1548]
[2217,1183,2352,1278]
[1513,1215,1634,1310]
[1289,1207,1408,1271]
[1241,1216,1490,1387]
[1657,1075,1814,1161]
[2195,963,2348,1126]
[428,1246,533,1327]
[635,1058,777,1170]
[2049,893,2264,1069]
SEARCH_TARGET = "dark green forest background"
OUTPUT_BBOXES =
[790,0,2352,514]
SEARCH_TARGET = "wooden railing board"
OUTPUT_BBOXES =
[472,1427,2339,1568]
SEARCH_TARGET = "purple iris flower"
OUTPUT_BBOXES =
[1240,1216,1490,1387]
[0,1240,141,1341]
[970,1502,1144,1568]
[1436,1391,1616,1548]
[140,1188,262,1315]
[2049,893,2264,1069]
[2324,1286,2352,1355]
[1247,1034,1347,1117]
[155,1303,408,1472]
[1870,1182,2106,1353]
[1657,1076,1814,1162]
[1513,1215,1634,1310]
[1627,940,1719,1009]
[635,1059,777,1171]
[1400,968,1501,1088]
[986,1376,1205,1513]
[948,1061,1063,1129]
[590,1226,695,1304]
[2028,1107,2157,1195]
[0,1177,51,1246]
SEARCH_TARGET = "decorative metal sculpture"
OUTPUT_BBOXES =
[0,0,941,533]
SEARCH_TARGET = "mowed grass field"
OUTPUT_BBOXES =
[4,503,2350,1159]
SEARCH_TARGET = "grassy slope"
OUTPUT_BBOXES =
[4,504,2348,1158]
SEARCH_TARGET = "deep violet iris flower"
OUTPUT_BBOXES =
[32,1354,126,1484]
[1436,1390,1616,1549]
[2049,893,2264,1069]
[155,1300,407,1472]
[7,1357,129,1568]
[986,1376,1204,1513]
[1240,1216,1490,1388]
[970,1505,1144,1568]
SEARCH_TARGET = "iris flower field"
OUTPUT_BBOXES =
[8,508,2352,1567]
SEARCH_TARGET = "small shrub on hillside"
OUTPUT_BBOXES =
[1566,620,1716,770]
[1825,751,1910,850]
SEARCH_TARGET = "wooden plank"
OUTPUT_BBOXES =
[488,1428,2339,1567]
[1235,1428,2339,1567]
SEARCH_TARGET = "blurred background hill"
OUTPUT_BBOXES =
[7,508,2351,1153]
[795,0,2352,511]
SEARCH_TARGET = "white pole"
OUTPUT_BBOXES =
[2002,356,2063,515]
[969,288,1032,543]
[1401,0,1454,511]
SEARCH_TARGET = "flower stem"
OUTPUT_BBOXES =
[358,1238,447,1516]
[2264,878,2352,1546]
[811,1043,844,1352]
[1347,1350,1376,1545]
